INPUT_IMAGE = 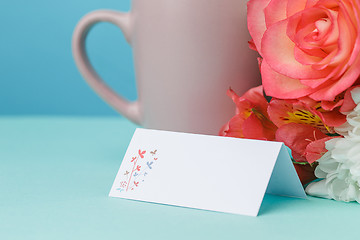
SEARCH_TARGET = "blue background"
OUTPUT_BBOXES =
[0,0,137,116]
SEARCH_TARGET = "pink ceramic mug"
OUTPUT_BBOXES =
[72,0,260,135]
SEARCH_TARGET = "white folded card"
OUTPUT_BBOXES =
[109,128,306,216]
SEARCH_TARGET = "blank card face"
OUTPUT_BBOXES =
[109,128,305,216]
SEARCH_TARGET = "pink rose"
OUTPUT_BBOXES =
[248,0,360,101]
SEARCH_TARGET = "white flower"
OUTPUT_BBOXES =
[335,87,360,136]
[335,105,360,136]
[306,137,360,202]
[350,87,360,106]
[306,86,360,202]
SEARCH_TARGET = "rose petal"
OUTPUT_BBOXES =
[327,8,355,66]
[299,76,331,88]
[247,0,272,55]
[305,0,319,9]
[262,19,332,79]
[311,50,338,71]
[294,46,323,66]
[286,0,307,17]
[261,60,314,99]
[309,58,360,101]
[264,0,288,28]
[287,8,328,48]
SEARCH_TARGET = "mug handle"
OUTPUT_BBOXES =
[72,10,141,124]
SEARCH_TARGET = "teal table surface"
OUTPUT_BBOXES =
[1,117,359,240]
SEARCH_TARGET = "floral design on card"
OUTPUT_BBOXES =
[116,148,158,192]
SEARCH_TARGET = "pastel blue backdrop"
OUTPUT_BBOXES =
[0,0,136,116]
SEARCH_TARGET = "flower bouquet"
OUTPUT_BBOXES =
[221,0,360,202]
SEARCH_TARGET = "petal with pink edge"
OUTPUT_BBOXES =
[261,19,332,79]
[247,0,272,55]
[261,60,314,99]
[264,0,288,28]
[286,0,307,17]
[309,58,360,101]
